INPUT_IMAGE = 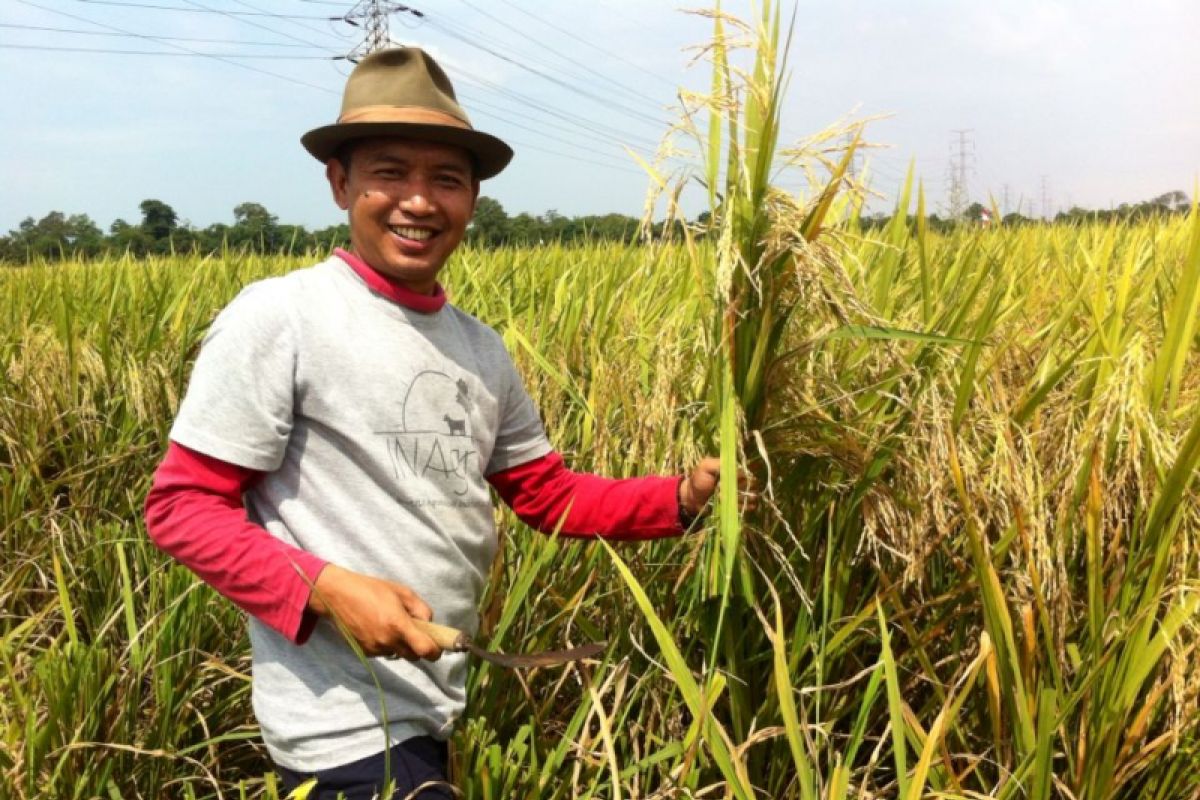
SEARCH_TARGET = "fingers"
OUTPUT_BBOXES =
[685,457,761,516]
[736,470,760,512]
[373,617,443,662]
[385,615,443,662]
[692,457,756,487]
[386,585,441,661]
[396,584,434,623]
[315,567,445,662]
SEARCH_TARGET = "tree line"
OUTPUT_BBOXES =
[0,196,650,263]
[4,190,1190,264]
[861,190,1193,231]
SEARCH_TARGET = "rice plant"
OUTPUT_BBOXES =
[2,8,1199,798]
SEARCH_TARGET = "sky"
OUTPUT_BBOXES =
[2,0,1197,234]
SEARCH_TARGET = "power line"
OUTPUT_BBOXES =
[463,102,650,171]
[420,13,667,135]
[449,67,661,153]
[70,0,339,19]
[0,21,325,46]
[457,88,657,157]
[19,0,338,93]
[228,0,352,47]
[328,1,669,157]
[498,134,644,176]
[177,0,344,54]
[418,11,668,132]
[493,0,678,91]
[0,41,336,58]
[451,0,667,112]
[15,0,667,177]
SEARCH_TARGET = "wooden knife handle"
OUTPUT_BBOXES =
[413,619,470,652]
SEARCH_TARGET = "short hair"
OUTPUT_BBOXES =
[331,138,479,181]
[332,140,358,174]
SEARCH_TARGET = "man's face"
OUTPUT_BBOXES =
[326,137,479,293]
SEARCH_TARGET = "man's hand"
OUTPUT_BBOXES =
[307,564,443,661]
[678,457,758,519]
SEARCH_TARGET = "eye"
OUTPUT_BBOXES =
[436,174,466,188]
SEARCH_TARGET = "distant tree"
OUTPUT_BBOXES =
[508,212,540,245]
[469,196,509,246]
[963,202,987,222]
[4,211,104,260]
[576,213,639,243]
[109,218,149,256]
[1055,206,1093,223]
[169,225,197,253]
[539,209,572,241]
[198,222,231,254]
[1150,190,1189,213]
[312,223,351,251]
[231,202,280,253]
[139,199,178,248]
[270,224,300,254]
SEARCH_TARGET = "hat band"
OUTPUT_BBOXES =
[337,105,471,129]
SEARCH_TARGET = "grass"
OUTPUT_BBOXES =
[3,8,1200,797]
[2,207,1198,798]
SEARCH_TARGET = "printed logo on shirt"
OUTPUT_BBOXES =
[374,370,483,503]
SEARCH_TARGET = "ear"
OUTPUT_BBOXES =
[326,158,351,211]
[470,178,480,215]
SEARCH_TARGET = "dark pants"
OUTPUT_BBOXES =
[274,736,454,799]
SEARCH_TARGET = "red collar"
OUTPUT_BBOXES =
[334,248,447,314]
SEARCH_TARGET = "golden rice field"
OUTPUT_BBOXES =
[2,204,1198,799]
[4,6,1200,798]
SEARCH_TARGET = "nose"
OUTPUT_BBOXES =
[398,177,436,216]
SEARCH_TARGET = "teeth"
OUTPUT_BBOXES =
[389,225,433,241]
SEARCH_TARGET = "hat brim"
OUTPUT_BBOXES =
[301,122,513,180]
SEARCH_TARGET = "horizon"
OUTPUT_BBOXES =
[3,0,1197,234]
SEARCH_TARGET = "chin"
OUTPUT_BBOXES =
[382,261,441,288]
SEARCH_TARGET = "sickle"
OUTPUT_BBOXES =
[413,619,606,669]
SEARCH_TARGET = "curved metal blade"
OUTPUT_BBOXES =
[467,640,607,669]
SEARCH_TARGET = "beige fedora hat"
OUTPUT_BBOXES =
[301,47,513,179]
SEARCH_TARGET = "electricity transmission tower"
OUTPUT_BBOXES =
[945,129,974,219]
[1040,175,1052,220]
[344,1,421,61]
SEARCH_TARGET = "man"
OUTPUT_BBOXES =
[145,47,723,799]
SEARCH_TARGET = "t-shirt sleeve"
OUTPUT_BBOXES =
[170,280,297,472]
[484,343,552,475]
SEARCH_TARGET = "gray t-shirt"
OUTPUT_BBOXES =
[170,254,552,771]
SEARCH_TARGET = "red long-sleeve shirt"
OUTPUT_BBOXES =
[145,444,683,644]
[145,249,685,645]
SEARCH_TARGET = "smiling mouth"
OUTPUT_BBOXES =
[388,225,435,242]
